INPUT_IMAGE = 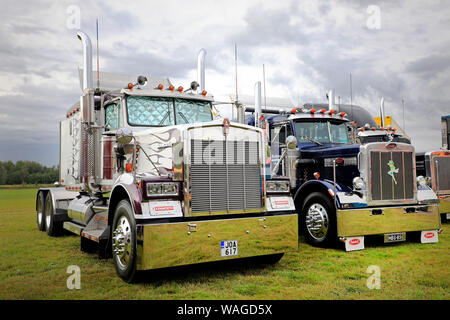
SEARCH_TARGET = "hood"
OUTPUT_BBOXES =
[300,143,360,158]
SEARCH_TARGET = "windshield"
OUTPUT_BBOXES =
[127,96,212,127]
[294,120,350,144]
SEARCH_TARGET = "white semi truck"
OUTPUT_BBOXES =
[35,30,298,282]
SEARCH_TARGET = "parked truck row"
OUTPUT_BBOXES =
[36,31,442,282]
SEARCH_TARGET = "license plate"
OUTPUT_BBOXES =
[384,232,406,243]
[221,240,238,257]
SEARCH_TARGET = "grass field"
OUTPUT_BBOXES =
[0,187,449,300]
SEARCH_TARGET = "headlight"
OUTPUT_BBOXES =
[146,182,179,197]
[416,176,426,188]
[266,180,290,193]
[353,177,365,190]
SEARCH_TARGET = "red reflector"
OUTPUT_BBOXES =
[169,85,174,91]
[340,112,346,117]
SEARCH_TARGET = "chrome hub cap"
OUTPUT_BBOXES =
[112,216,132,269]
[305,203,329,240]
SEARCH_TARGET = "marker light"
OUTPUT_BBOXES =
[291,108,297,114]
[340,112,346,117]
[177,86,183,92]
[169,85,175,91]
[313,172,320,179]
[125,163,133,172]
[157,84,164,90]
[310,109,316,114]
[335,157,344,165]
[128,83,134,89]
[202,90,207,96]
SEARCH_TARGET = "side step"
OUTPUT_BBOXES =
[80,211,111,259]
[63,221,84,235]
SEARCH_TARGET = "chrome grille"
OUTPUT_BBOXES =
[432,155,450,192]
[190,140,262,214]
[370,150,415,201]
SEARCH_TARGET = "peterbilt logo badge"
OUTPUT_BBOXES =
[223,118,230,136]
[349,239,360,245]
[387,160,399,184]
[424,232,435,239]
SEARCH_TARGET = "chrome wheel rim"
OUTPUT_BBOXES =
[112,216,132,269]
[305,203,329,241]
[37,195,43,226]
[45,197,51,229]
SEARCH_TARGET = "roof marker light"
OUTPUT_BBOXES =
[340,112,346,117]
[157,84,164,90]
[320,108,326,113]
[291,108,297,114]
[169,85,174,91]
[177,86,183,92]
[310,109,316,114]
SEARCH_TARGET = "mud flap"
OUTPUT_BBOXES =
[420,230,439,243]
[344,236,365,251]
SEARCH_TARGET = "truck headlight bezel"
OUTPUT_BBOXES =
[266,180,290,194]
[146,182,179,197]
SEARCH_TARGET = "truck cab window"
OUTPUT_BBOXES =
[127,96,175,126]
[105,103,121,130]
[174,98,212,124]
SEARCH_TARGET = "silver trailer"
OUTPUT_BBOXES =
[35,31,298,282]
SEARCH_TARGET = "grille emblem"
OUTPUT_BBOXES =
[387,160,399,184]
[223,118,230,136]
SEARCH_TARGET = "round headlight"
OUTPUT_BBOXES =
[353,177,365,190]
[416,175,426,187]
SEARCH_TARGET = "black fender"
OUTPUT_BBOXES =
[293,180,343,212]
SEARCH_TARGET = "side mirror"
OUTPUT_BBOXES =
[116,127,133,145]
[286,135,298,150]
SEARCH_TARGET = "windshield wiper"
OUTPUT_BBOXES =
[177,112,189,124]
[159,112,169,125]
[305,137,323,146]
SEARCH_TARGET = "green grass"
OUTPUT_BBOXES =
[0,188,449,299]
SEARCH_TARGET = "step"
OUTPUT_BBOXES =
[63,221,84,235]
[81,229,104,242]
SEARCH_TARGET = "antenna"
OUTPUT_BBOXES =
[96,18,100,89]
[263,64,267,114]
[402,98,405,133]
[349,72,353,118]
[234,43,238,103]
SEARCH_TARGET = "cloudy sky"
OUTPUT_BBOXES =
[0,0,449,166]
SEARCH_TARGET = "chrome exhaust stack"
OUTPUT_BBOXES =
[380,97,386,128]
[254,81,262,127]
[197,48,206,92]
[328,89,338,112]
[77,30,93,91]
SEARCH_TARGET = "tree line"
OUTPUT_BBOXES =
[0,161,59,185]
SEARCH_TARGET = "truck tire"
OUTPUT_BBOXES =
[44,192,62,236]
[300,192,337,247]
[112,200,137,283]
[36,191,46,231]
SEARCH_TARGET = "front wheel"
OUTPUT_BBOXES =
[300,192,337,247]
[112,200,137,283]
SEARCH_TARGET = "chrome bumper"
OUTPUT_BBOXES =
[136,214,298,270]
[337,204,441,237]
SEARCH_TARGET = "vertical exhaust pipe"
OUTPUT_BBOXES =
[328,89,338,111]
[77,30,93,91]
[380,97,386,128]
[197,48,206,92]
[254,81,262,127]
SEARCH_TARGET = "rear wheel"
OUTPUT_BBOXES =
[301,192,337,247]
[112,200,137,283]
[36,191,46,231]
[44,192,62,236]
